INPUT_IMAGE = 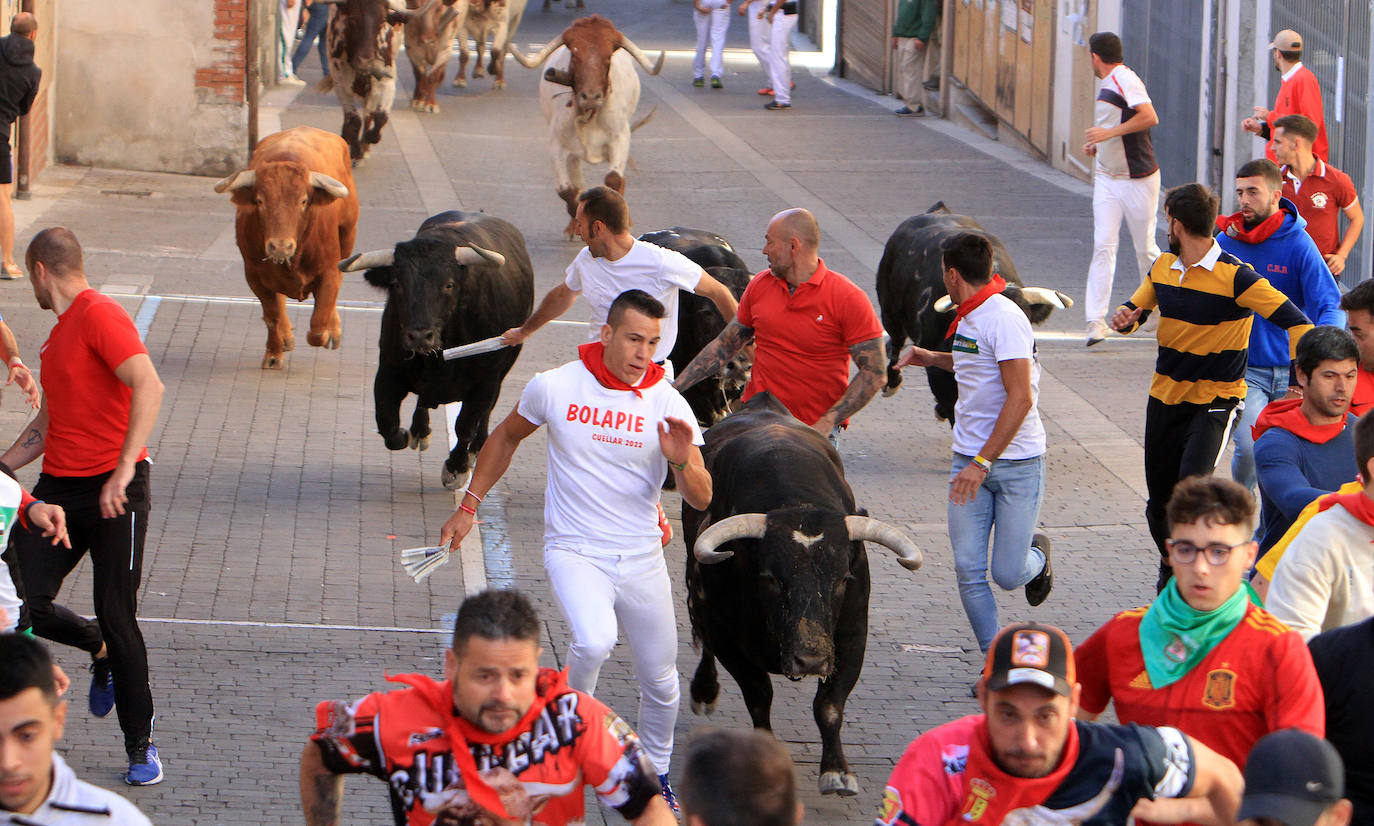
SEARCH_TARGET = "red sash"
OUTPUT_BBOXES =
[1216,208,1285,243]
[577,342,664,398]
[945,275,1007,339]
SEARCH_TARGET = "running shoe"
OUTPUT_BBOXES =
[1024,533,1053,606]
[693,77,705,87]
[757,86,774,95]
[764,101,791,110]
[1085,319,1110,347]
[125,742,164,786]
[89,657,115,718]
[658,774,681,815]
[710,76,722,89]
[894,105,925,117]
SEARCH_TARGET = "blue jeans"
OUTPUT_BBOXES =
[948,453,1046,651]
[1232,365,1290,492]
[293,5,330,77]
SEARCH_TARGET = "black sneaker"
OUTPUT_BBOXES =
[1024,533,1053,606]
[764,101,791,110]
[89,657,115,718]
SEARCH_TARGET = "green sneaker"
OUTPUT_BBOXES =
[693,77,704,88]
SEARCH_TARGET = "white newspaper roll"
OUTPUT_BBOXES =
[442,336,509,361]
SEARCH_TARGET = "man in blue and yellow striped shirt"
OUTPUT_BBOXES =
[1111,182,1312,590]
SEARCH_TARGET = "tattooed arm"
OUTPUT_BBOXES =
[0,400,46,471]
[813,336,886,435]
[300,743,345,826]
[673,319,754,393]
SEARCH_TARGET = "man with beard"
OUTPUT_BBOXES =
[1111,183,1312,589]
[876,622,1242,826]
[301,589,676,826]
[1217,159,1342,496]
[675,208,885,441]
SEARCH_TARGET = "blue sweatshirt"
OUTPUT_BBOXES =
[1216,198,1343,368]
[1254,409,1358,553]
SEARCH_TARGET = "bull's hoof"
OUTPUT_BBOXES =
[881,383,899,398]
[409,432,430,451]
[424,102,439,113]
[473,66,485,78]
[261,353,286,370]
[383,429,410,451]
[283,334,295,352]
[411,99,425,111]
[819,772,860,797]
[452,75,467,88]
[441,462,473,491]
[689,698,716,716]
[351,157,365,168]
[327,333,340,350]
[493,79,505,90]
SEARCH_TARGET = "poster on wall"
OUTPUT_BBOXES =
[1001,0,1017,31]
[1020,0,1033,43]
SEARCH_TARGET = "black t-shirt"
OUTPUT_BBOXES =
[1308,618,1374,826]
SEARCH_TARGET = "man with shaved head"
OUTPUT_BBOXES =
[676,208,885,441]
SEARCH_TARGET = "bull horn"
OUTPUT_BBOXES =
[1021,287,1074,309]
[213,169,254,193]
[339,249,396,272]
[308,172,350,199]
[454,245,506,268]
[387,0,437,19]
[508,35,564,68]
[618,35,665,76]
[933,294,954,313]
[437,5,461,28]
[543,67,574,87]
[693,513,768,564]
[845,516,922,571]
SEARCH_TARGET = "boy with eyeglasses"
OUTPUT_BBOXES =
[1074,475,1324,788]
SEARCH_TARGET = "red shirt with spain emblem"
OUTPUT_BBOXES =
[1075,600,1324,773]
[309,669,661,825]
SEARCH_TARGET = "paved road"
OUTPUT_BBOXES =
[2,1,1178,822]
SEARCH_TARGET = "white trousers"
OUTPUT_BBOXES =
[746,0,771,72]
[278,0,303,77]
[1085,170,1161,324]
[545,544,680,774]
[694,8,731,79]
[769,12,797,103]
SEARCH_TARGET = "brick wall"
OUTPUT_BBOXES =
[195,0,247,103]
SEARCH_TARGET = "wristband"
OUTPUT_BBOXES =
[458,503,477,516]
[971,455,992,472]
[669,459,687,472]
[24,499,42,520]
[8,357,22,368]
[462,489,483,504]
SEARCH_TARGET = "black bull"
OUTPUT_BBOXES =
[342,210,534,489]
[876,202,1073,422]
[637,227,753,427]
[682,393,922,796]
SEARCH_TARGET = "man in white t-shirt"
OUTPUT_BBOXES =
[896,232,1052,651]
[1082,31,1161,347]
[442,289,712,809]
[500,186,738,370]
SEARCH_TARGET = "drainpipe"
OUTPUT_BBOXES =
[246,0,259,154]
[14,0,33,200]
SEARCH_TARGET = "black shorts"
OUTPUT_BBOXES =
[0,126,13,186]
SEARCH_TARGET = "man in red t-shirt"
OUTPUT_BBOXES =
[302,589,676,826]
[0,227,166,787]
[1243,30,1329,162]
[1273,114,1363,276]
[1340,281,1374,415]
[674,208,885,438]
[1074,476,1324,788]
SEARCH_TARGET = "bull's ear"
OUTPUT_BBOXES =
[229,188,256,207]
[362,266,394,289]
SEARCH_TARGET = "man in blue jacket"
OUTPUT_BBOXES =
[1217,158,1343,494]
[1253,325,1358,557]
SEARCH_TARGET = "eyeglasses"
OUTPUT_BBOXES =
[1164,539,1250,566]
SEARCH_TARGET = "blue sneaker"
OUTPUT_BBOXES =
[658,773,680,814]
[88,658,115,718]
[125,742,164,786]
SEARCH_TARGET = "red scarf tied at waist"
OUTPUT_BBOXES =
[578,341,664,398]
[946,274,1007,339]
[1216,208,1285,244]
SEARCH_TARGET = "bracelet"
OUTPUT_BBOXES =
[458,503,477,516]
[8,357,22,368]
[462,489,483,504]
[669,459,687,472]
[971,455,992,472]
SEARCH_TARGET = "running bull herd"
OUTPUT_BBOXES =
[212,4,1072,795]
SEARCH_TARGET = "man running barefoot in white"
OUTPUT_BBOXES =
[442,289,712,811]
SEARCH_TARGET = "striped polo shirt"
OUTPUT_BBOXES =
[1123,241,1312,405]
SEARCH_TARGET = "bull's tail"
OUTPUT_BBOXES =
[631,105,657,133]
[315,75,336,94]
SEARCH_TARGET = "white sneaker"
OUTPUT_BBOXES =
[280,74,307,87]
[1085,320,1110,347]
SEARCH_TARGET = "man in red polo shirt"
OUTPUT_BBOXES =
[1243,29,1328,162]
[674,208,885,438]
[0,227,166,787]
[1273,114,1363,276]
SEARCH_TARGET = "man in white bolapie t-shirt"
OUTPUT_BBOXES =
[442,289,712,809]
[500,186,738,370]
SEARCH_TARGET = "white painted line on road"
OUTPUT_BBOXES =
[133,296,162,341]
[1033,331,1154,344]
[138,616,448,634]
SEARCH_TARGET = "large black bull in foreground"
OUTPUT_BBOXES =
[638,227,753,427]
[682,393,923,796]
[876,202,1073,422]
[343,211,534,489]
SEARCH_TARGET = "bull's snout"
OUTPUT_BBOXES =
[576,90,605,114]
[265,238,297,264]
[783,617,836,679]
[787,651,832,678]
[403,328,440,351]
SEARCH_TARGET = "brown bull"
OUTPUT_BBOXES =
[404,0,465,112]
[214,126,360,369]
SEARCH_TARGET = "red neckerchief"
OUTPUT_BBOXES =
[945,274,1007,339]
[1316,489,1374,529]
[946,716,1081,826]
[1251,398,1351,445]
[385,668,572,819]
[1216,207,1286,244]
[577,341,664,398]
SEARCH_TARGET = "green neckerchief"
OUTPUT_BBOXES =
[1138,581,1260,689]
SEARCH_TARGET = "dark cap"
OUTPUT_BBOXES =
[1238,729,1344,826]
[981,622,1075,697]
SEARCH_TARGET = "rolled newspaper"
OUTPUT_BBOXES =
[442,336,509,361]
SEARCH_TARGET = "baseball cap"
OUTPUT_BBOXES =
[1237,729,1344,826]
[981,622,1075,697]
[1266,29,1303,51]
